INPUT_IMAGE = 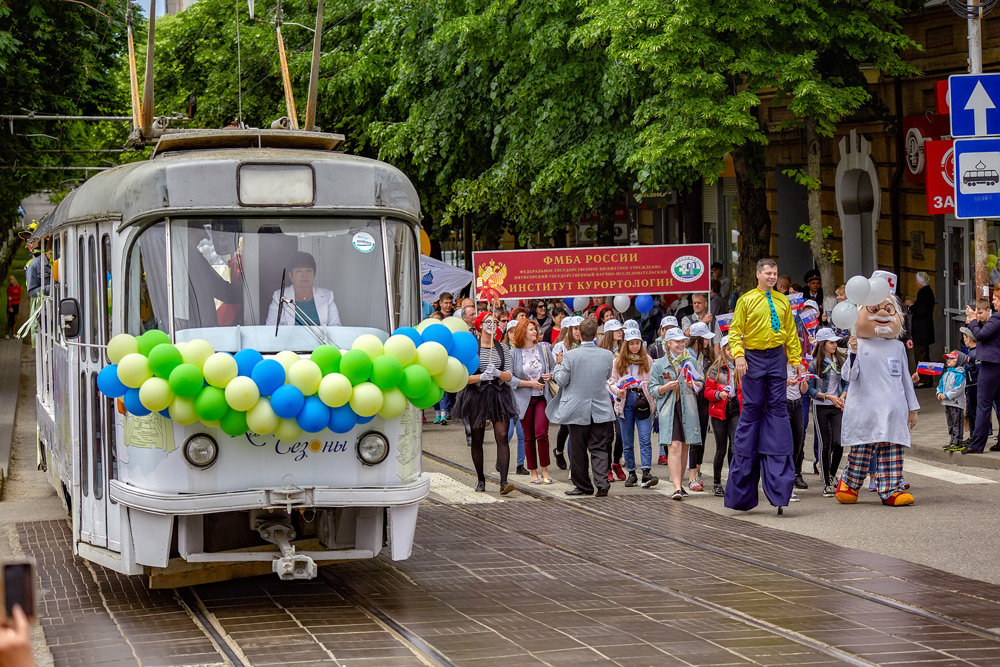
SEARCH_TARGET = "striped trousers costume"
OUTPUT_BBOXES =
[840,442,905,500]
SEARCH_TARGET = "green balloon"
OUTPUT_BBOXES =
[339,349,373,386]
[310,345,342,375]
[400,364,432,399]
[411,384,444,410]
[137,329,171,356]
[169,363,204,398]
[148,344,183,379]
[220,408,248,437]
[194,386,228,421]
[370,355,404,390]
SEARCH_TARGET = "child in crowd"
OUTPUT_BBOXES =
[649,315,680,465]
[610,329,658,488]
[598,319,627,481]
[786,359,809,498]
[807,328,848,497]
[704,336,741,496]
[961,326,982,447]
[550,316,582,470]
[648,329,703,500]
[686,322,716,491]
[939,351,969,452]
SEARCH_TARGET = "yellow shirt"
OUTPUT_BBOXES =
[728,288,802,366]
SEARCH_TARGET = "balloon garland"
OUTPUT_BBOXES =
[96,317,478,438]
[830,274,894,331]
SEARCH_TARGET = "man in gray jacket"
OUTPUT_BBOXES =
[546,318,616,496]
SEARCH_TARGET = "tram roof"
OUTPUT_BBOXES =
[38,130,420,237]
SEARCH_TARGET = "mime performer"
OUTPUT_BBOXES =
[725,258,803,512]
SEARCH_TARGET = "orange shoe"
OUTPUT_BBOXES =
[881,491,914,506]
[835,478,859,504]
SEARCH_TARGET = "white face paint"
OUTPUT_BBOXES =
[481,318,497,336]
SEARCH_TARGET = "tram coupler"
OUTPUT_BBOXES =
[252,515,318,581]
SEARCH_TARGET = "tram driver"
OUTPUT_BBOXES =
[265,251,342,327]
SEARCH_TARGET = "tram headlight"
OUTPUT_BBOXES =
[183,434,218,469]
[356,431,389,466]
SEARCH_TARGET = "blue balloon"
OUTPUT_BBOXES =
[234,349,264,377]
[122,388,151,416]
[421,324,454,354]
[270,385,305,419]
[159,409,171,418]
[462,357,479,376]
[328,405,358,433]
[451,331,479,367]
[392,326,423,348]
[97,364,128,398]
[357,414,374,425]
[251,359,286,396]
[297,396,331,433]
[635,294,654,313]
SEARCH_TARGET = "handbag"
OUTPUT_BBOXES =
[542,345,559,397]
[633,390,651,419]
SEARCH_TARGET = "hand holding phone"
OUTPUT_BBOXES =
[2,561,35,624]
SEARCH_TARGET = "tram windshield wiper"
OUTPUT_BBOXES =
[273,268,334,347]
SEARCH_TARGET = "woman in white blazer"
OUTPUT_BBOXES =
[265,252,342,327]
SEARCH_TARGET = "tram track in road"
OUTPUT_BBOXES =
[423,450,1000,649]
[175,587,252,667]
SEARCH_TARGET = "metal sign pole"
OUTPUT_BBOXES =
[970,5,990,296]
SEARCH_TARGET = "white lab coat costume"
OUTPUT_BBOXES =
[840,337,919,447]
[265,286,342,327]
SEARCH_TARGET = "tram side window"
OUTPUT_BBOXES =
[101,235,112,359]
[79,372,89,498]
[125,222,169,335]
[91,375,103,500]
[88,236,99,362]
[386,221,419,327]
[78,237,86,345]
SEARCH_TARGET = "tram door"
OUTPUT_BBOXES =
[75,225,109,548]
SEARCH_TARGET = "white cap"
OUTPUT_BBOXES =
[720,335,729,348]
[624,319,639,329]
[871,270,898,294]
[660,316,679,329]
[688,321,716,340]
[506,319,518,331]
[813,327,839,343]
[562,316,582,327]
[624,328,643,342]
[803,299,819,311]
[664,329,688,342]
[603,319,623,332]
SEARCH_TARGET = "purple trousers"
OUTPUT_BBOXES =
[724,347,795,510]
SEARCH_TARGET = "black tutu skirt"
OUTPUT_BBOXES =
[452,381,518,429]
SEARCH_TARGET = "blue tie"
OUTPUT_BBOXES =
[765,291,781,333]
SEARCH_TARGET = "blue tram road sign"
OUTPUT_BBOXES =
[950,74,1000,138]
[953,137,1000,218]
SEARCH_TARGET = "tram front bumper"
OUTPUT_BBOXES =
[108,474,430,515]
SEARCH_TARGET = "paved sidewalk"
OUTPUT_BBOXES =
[0,339,25,494]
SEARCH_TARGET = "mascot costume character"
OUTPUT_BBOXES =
[835,273,919,507]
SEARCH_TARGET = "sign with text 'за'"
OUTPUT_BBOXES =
[473,244,710,300]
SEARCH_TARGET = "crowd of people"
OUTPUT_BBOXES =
[427,260,994,508]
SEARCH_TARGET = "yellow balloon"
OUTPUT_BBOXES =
[317,372,353,407]
[383,335,417,366]
[203,352,238,388]
[118,353,152,388]
[138,377,174,412]
[349,382,384,417]
[247,399,280,434]
[274,417,303,441]
[416,341,448,376]
[182,339,215,369]
[225,376,261,411]
[377,387,407,419]
[415,318,439,333]
[200,419,220,429]
[441,317,469,334]
[169,396,199,425]
[435,357,470,393]
[352,334,384,360]
[274,350,301,373]
[107,333,138,364]
[287,359,322,395]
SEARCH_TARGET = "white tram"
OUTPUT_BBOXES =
[31,129,429,586]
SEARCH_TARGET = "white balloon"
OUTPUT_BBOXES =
[844,275,870,305]
[863,277,891,306]
[831,301,859,330]
[573,296,590,312]
[613,295,631,313]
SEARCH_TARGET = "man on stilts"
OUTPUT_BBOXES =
[725,258,802,513]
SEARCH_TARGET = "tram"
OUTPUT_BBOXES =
[30,129,429,586]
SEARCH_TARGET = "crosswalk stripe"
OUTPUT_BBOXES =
[427,472,504,503]
[904,459,998,485]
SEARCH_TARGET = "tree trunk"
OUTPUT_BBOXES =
[806,120,836,310]
[678,180,703,244]
[732,131,772,294]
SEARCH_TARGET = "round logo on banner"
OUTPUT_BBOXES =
[905,127,925,175]
[671,255,704,283]
[352,231,376,253]
[941,146,955,189]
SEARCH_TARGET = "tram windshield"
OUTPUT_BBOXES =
[126,217,419,352]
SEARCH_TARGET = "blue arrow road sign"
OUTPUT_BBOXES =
[953,137,1000,218]
[950,74,1000,137]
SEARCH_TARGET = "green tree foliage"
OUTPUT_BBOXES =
[0,1,134,232]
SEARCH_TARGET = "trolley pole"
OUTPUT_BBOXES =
[969,8,990,297]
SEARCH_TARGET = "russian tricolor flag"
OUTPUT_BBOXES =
[788,292,805,311]
[717,312,734,332]
[917,361,944,376]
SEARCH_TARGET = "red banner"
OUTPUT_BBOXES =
[473,244,711,300]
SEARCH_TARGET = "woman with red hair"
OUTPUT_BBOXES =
[510,319,556,484]
[452,311,519,494]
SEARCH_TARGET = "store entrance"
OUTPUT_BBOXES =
[943,217,972,351]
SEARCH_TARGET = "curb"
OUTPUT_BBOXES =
[910,443,1000,470]
[0,339,23,500]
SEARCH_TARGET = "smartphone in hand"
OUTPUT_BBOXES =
[1,560,36,623]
